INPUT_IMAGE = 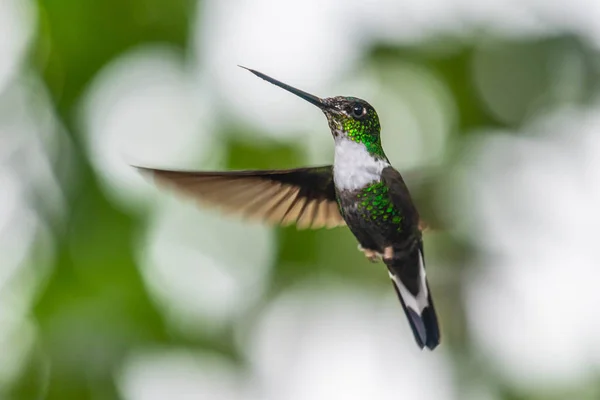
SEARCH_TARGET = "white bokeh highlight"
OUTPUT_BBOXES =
[246,285,454,400]
[119,349,252,400]
[118,287,454,400]
[195,0,362,138]
[139,199,275,335]
[462,105,600,387]
[370,63,455,169]
[0,75,63,388]
[80,45,218,210]
[0,0,35,94]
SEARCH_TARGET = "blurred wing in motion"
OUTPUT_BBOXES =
[400,166,447,232]
[137,165,345,229]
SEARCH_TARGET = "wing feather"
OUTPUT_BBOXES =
[137,166,345,230]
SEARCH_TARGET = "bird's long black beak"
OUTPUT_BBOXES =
[239,66,329,110]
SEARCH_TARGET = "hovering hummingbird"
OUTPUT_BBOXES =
[138,67,441,350]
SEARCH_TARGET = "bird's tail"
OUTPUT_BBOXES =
[386,245,440,350]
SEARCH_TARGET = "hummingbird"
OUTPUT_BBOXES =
[137,67,441,350]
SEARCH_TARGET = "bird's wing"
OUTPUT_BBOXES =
[381,166,421,229]
[399,167,444,232]
[137,165,345,230]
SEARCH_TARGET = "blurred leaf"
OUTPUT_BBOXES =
[368,42,504,132]
[35,0,194,116]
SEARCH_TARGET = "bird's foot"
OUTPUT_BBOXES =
[358,244,382,263]
[383,246,394,262]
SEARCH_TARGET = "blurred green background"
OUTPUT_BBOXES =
[3,0,600,399]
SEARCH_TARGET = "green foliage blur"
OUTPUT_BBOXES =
[3,0,600,399]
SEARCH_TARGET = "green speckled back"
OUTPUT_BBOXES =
[338,180,404,233]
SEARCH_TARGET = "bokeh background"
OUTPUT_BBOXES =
[2,0,600,398]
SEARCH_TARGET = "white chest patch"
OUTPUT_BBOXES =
[333,138,389,191]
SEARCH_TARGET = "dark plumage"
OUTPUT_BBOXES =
[336,166,440,349]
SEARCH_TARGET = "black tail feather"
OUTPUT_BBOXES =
[387,246,440,350]
[391,281,440,350]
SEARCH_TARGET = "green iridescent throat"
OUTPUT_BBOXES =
[356,181,403,230]
[341,108,385,158]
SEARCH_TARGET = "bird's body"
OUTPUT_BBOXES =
[338,179,408,253]
[138,68,441,350]
[332,135,439,349]
[333,136,404,251]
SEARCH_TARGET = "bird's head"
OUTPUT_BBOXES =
[241,67,384,158]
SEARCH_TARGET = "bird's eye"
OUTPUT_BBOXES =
[351,104,365,118]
